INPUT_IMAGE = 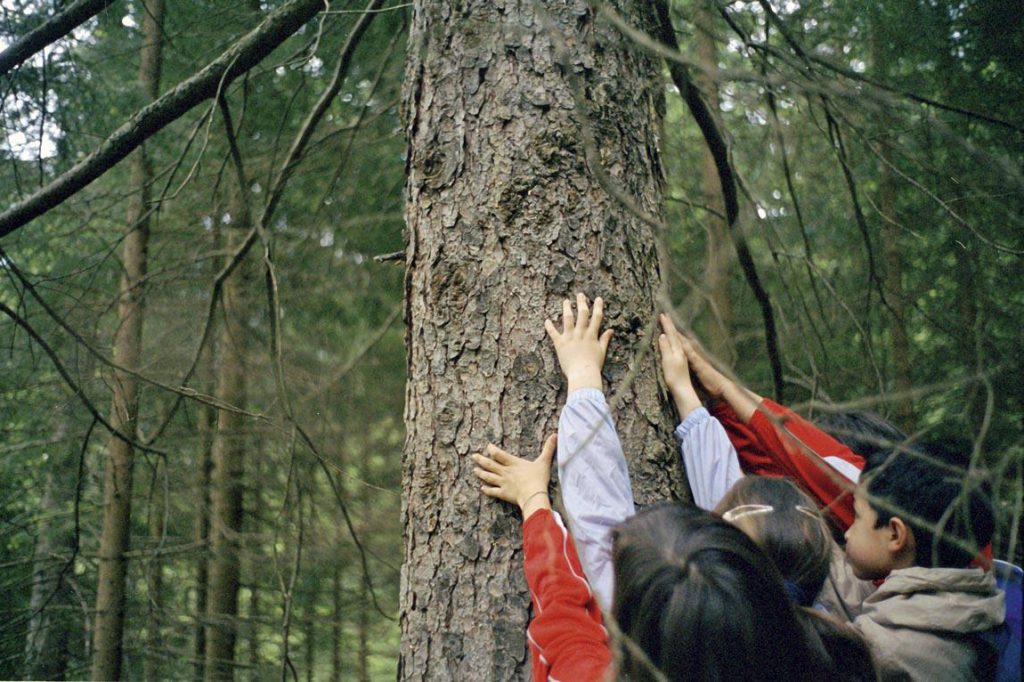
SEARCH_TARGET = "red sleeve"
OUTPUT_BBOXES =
[745,400,865,530]
[709,399,782,477]
[522,509,611,682]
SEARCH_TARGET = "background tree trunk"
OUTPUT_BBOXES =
[204,198,252,681]
[144,457,167,680]
[694,0,733,363]
[23,409,76,680]
[331,565,342,682]
[879,163,916,432]
[400,2,681,678]
[194,343,216,682]
[90,2,165,677]
[869,13,915,432]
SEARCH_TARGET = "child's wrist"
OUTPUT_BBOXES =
[566,366,603,393]
[671,385,702,418]
[519,491,551,520]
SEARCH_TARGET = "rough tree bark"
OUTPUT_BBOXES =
[400,1,682,678]
[90,2,164,678]
[694,0,733,362]
[203,194,253,680]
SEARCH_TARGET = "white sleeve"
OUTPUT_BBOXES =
[557,388,635,610]
[675,407,744,511]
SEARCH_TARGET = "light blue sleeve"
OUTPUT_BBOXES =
[557,388,635,611]
[676,407,744,511]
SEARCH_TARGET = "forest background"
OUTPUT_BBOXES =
[1,0,1022,680]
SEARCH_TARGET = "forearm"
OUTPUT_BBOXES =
[520,492,551,521]
[669,382,703,420]
[720,380,762,423]
[566,366,602,394]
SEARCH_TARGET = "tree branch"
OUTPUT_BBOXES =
[0,0,117,77]
[0,300,166,455]
[649,0,738,226]
[0,0,328,239]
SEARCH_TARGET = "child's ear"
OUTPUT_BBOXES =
[888,517,915,556]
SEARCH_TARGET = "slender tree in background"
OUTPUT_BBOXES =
[204,190,254,681]
[22,406,79,680]
[91,2,165,678]
[693,0,733,362]
[870,14,915,432]
[193,341,217,681]
[400,1,682,677]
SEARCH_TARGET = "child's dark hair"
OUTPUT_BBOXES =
[862,442,995,568]
[816,411,908,470]
[713,477,833,607]
[611,503,831,682]
[711,478,877,681]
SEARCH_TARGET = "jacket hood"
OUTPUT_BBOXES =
[862,566,1005,634]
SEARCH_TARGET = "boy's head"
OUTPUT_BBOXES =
[844,442,995,580]
[816,411,908,471]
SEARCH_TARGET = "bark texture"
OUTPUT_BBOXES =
[91,3,164,678]
[400,2,681,678]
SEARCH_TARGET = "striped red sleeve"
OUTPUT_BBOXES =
[522,509,611,682]
[711,398,864,530]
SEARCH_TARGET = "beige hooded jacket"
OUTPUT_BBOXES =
[842,565,1005,681]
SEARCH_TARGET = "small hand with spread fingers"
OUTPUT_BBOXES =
[545,292,613,393]
[472,434,556,520]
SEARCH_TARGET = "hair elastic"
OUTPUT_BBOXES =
[721,503,822,523]
[721,504,774,522]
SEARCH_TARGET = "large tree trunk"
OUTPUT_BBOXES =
[694,0,733,362]
[203,200,252,681]
[400,2,679,678]
[90,2,165,678]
